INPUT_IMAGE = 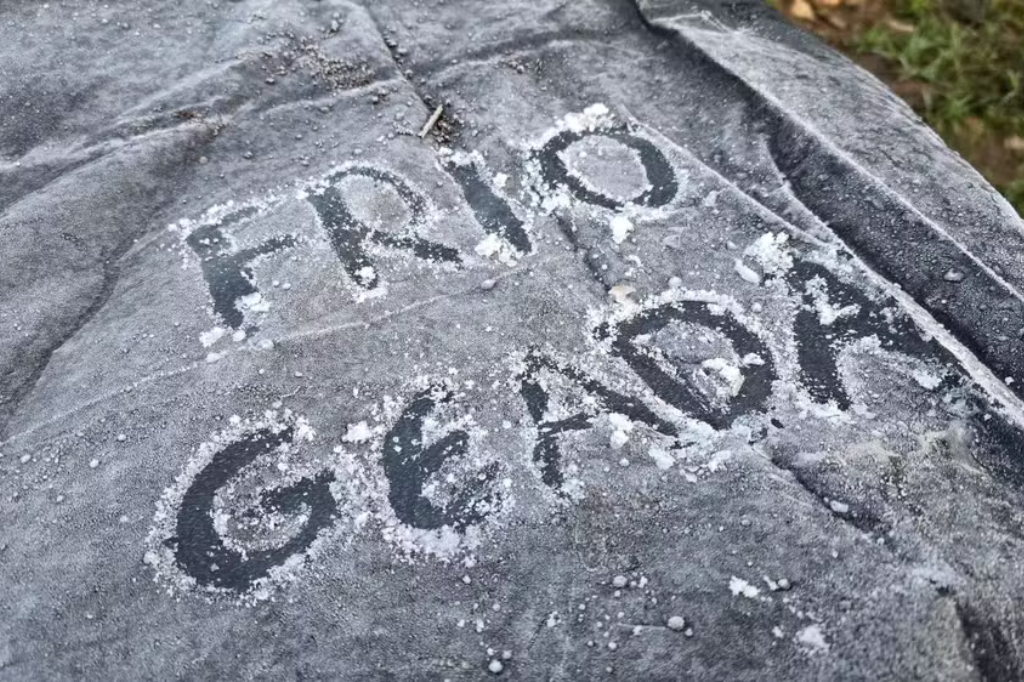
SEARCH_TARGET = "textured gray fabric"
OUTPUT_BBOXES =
[3,0,1024,679]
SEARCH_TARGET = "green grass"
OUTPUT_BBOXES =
[854,0,1024,213]
[1004,177,1024,214]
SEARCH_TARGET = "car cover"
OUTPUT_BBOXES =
[3,0,1024,679]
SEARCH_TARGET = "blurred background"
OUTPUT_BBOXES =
[770,0,1024,216]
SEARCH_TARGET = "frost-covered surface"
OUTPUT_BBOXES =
[2,0,1024,680]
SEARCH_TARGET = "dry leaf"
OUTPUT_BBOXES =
[1005,136,1024,153]
[884,17,916,33]
[825,12,848,28]
[790,0,818,20]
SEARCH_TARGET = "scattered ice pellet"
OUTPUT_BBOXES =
[734,259,761,285]
[116,433,127,442]
[829,500,850,514]
[487,659,503,675]
[667,616,686,631]
[609,215,634,244]
[612,575,628,589]
[89,459,100,469]
[480,278,497,291]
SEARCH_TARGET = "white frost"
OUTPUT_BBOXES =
[563,103,612,133]
[702,358,745,397]
[913,369,942,390]
[796,624,829,652]
[239,292,270,313]
[608,413,634,449]
[200,327,226,347]
[729,576,761,599]
[744,232,792,274]
[341,421,374,444]
[649,447,675,470]
[707,449,732,472]
[475,234,518,265]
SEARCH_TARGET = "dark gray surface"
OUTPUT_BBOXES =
[3,0,1024,679]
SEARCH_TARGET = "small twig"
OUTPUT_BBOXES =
[418,104,443,139]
